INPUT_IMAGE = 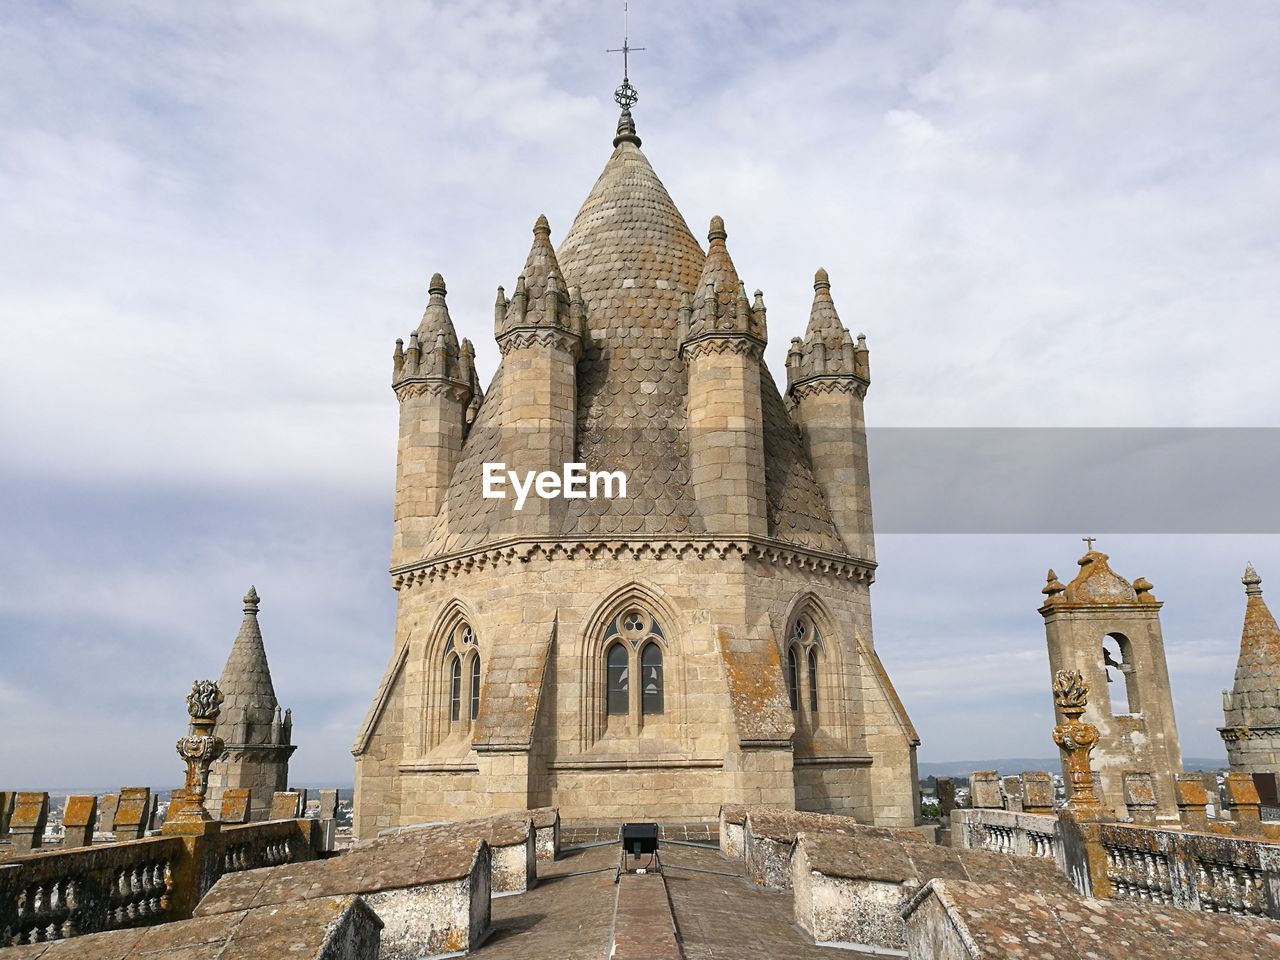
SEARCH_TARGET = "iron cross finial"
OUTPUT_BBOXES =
[1083,536,1097,551]
[607,1,645,109]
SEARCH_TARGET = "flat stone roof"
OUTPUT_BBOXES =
[3,896,377,959]
[197,826,483,915]
[907,878,1280,959]
[748,807,927,845]
[798,831,1074,893]
[475,836,877,958]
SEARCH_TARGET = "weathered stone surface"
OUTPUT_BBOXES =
[999,775,1023,812]
[1221,565,1280,776]
[9,793,48,854]
[530,807,559,862]
[968,771,1002,809]
[1122,770,1157,823]
[791,829,1074,952]
[199,823,491,959]
[207,588,296,824]
[97,793,119,834]
[612,873,681,960]
[1039,549,1183,820]
[0,894,381,959]
[719,804,748,859]
[385,813,536,894]
[354,112,919,834]
[744,807,925,890]
[0,791,14,837]
[220,788,252,824]
[61,795,97,848]
[903,877,1280,960]
[1020,770,1054,814]
[269,791,301,821]
[318,789,340,821]
[115,787,151,840]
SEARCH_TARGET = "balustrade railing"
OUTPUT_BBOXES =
[0,835,182,946]
[0,818,319,947]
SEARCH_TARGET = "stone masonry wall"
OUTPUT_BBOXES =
[354,549,917,834]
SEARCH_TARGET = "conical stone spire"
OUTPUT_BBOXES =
[1231,564,1280,694]
[1221,564,1280,774]
[208,587,295,821]
[216,586,279,716]
[495,215,583,342]
[787,269,861,388]
[682,216,764,344]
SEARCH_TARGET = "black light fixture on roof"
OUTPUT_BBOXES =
[617,822,660,880]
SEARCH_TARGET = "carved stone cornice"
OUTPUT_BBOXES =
[1219,725,1280,742]
[390,534,877,589]
[393,376,473,403]
[496,327,583,357]
[789,374,868,402]
[679,333,765,362]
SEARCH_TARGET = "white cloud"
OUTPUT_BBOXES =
[1,0,1278,783]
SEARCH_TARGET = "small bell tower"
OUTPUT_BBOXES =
[1039,544,1183,820]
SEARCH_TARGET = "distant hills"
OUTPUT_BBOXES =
[918,758,1228,778]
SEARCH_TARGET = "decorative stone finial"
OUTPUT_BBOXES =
[1244,562,1263,597]
[1133,576,1154,601]
[814,267,830,291]
[1051,669,1103,813]
[242,586,260,615]
[1042,568,1066,599]
[533,214,551,237]
[708,215,727,243]
[428,273,447,295]
[166,680,227,829]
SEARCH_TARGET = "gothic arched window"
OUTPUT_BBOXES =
[601,608,667,727]
[786,648,800,712]
[443,621,479,733]
[808,647,819,712]
[607,643,629,715]
[788,613,823,725]
[641,643,664,715]
[449,656,463,723]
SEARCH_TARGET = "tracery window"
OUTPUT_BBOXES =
[443,621,480,733]
[602,608,666,725]
[787,614,822,726]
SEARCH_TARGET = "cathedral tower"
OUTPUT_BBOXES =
[1039,548,1183,820]
[1220,564,1280,777]
[353,102,920,836]
[207,587,295,822]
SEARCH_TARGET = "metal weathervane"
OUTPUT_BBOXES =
[607,1,644,109]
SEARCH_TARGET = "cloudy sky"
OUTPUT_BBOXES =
[2,0,1278,788]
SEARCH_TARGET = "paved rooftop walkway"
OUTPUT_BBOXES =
[480,835,878,959]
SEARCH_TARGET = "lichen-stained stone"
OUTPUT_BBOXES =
[791,830,1074,953]
[0,895,382,959]
[197,825,490,959]
[718,804,748,859]
[530,807,560,862]
[744,807,927,890]
[357,109,920,834]
[61,795,97,848]
[386,813,536,895]
[9,792,48,853]
[220,788,252,824]
[1039,550,1184,820]
[902,877,1280,960]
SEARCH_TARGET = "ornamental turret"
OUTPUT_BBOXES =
[1220,564,1280,778]
[493,215,584,536]
[785,269,874,559]
[392,273,477,568]
[207,587,296,822]
[680,216,768,536]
